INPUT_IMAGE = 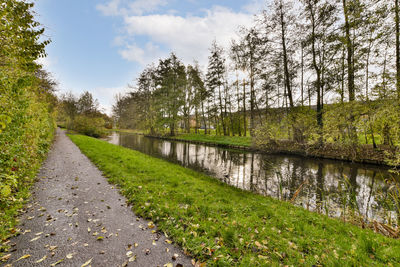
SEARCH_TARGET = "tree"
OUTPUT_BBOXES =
[187,63,206,134]
[302,0,337,143]
[77,91,100,115]
[155,53,186,136]
[206,41,227,135]
[236,26,267,136]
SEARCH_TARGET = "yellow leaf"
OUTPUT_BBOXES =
[81,258,92,267]
[36,255,47,263]
[0,254,11,261]
[14,255,32,263]
[30,236,41,242]
[50,259,64,266]
[164,263,173,267]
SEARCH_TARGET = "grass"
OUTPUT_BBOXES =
[170,133,252,147]
[68,134,400,266]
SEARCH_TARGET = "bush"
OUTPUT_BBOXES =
[72,115,106,138]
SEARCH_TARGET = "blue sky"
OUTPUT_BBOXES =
[35,0,266,114]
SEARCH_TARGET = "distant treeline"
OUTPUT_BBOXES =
[57,91,112,138]
[113,0,400,149]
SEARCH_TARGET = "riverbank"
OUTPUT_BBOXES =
[143,133,396,166]
[69,134,400,266]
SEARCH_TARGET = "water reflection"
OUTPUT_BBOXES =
[106,132,398,225]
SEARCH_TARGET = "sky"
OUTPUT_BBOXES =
[34,0,267,114]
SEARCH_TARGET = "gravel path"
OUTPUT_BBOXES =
[4,129,193,267]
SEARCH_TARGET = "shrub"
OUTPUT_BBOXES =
[72,115,106,138]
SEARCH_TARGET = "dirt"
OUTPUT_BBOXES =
[3,129,193,267]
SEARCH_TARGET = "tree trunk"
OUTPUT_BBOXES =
[342,0,355,101]
[236,74,242,136]
[243,79,247,137]
[280,4,294,108]
[301,41,304,106]
[218,85,227,136]
[250,63,255,136]
[396,0,400,100]
[308,1,323,144]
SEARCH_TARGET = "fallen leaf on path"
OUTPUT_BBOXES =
[66,253,75,259]
[50,258,64,266]
[15,254,31,262]
[30,236,41,242]
[49,246,58,251]
[165,239,172,244]
[97,236,104,241]
[129,255,136,262]
[36,255,47,263]
[164,263,173,267]
[134,243,139,247]
[81,258,92,267]
[152,240,156,246]
[0,254,11,261]
[126,251,133,257]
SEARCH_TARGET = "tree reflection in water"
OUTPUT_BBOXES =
[106,132,399,226]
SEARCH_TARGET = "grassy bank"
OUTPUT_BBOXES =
[140,130,393,165]
[69,134,400,266]
[160,133,252,148]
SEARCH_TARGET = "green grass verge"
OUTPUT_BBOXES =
[171,133,252,147]
[69,134,400,266]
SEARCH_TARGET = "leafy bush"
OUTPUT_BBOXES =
[73,115,106,138]
[0,0,56,246]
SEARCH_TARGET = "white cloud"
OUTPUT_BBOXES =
[97,0,167,16]
[242,0,268,14]
[92,86,131,115]
[120,6,254,67]
[119,42,164,65]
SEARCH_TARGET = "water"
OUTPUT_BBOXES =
[106,132,399,225]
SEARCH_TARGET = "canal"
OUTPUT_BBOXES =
[106,132,399,226]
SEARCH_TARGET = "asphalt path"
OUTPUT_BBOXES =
[4,129,193,267]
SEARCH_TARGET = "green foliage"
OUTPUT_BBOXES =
[172,133,252,147]
[57,91,110,137]
[0,0,55,246]
[70,134,400,266]
[73,115,106,138]
[254,101,400,153]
